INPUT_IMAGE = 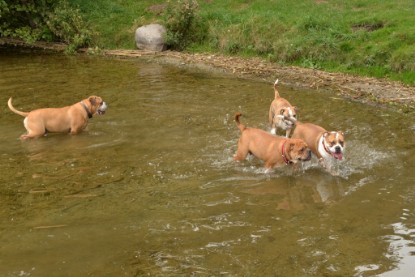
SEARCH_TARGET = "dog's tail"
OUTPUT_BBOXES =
[274,79,280,99]
[235,112,246,133]
[8,98,29,117]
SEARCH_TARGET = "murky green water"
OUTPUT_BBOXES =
[1,49,415,276]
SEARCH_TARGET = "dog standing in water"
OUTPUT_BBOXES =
[8,96,107,139]
[268,79,297,137]
[234,112,311,169]
[291,121,345,174]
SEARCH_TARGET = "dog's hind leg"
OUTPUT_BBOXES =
[233,141,249,162]
[20,118,46,139]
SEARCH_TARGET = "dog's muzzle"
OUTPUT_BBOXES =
[277,114,296,128]
[333,151,343,160]
[332,146,344,160]
[301,149,312,161]
[283,116,296,127]
[98,102,107,115]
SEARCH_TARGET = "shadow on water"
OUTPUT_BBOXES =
[1,49,415,276]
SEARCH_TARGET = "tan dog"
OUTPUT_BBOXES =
[269,79,297,137]
[234,113,311,169]
[8,96,107,139]
[291,122,345,172]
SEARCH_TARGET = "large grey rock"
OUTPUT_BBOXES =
[135,24,167,51]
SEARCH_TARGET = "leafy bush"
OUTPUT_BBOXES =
[45,0,94,53]
[0,0,94,53]
[163,0,207,50]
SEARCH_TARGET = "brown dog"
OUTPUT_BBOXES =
[8,96,107,139]
[269,79,297,137]
[234,113,311,169]
[291,121,345,172]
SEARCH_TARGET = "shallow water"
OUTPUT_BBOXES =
[1,49,415,276]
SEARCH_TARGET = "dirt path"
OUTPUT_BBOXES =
[2,38,415,111]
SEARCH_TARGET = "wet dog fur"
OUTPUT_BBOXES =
[291,121,345,173]
[8,96,107,140]
[268,79,297,137]
[234,112,311,169]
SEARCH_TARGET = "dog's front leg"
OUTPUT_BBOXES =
[318,158,327,169]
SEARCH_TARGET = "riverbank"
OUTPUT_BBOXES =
[2,38,415,112]
[68,0,415,85]
[108,49,415,111]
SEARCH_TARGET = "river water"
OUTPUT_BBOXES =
[1,49,415,276]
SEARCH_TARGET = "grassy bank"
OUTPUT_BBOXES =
[69,0,415,85]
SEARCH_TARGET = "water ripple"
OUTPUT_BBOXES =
[378,209,415,276]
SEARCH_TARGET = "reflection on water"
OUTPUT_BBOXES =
[1,48,415,276]
[379,206,415,277]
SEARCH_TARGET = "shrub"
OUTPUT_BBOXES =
[45,0,94,53]
[0,0,94,53]
[163,0,207,51]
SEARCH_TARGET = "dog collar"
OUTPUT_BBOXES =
[281,140,292,165]
[80,101,93,119]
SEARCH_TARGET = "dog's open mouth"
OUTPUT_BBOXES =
[97,102,107,115]
[333,152,343,160]
[284,120,294,127]
[283,117,296,127]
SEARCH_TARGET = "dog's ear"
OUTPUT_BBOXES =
[323,132,329,138]
[293,106,298,112]
[338,131,345,137]
[289,142,296,151]
[280,109,285,115]
[88,96,96,106]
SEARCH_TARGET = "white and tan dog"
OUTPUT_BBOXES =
[8,96,107,139]
[291,122,345,172]
[234,113,311,169]
[269,79,297,137]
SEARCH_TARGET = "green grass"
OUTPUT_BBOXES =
[69,0,415,85]
[69,0,163,49]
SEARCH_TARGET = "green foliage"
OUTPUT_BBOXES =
[163,0,207,50]
[0,0,50,42]
[0,0,93,53]
[390,45,415,72]
[45,1,93,53]
[66,0,415,84]
[0,1,9,18]
[196,0,415,84]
